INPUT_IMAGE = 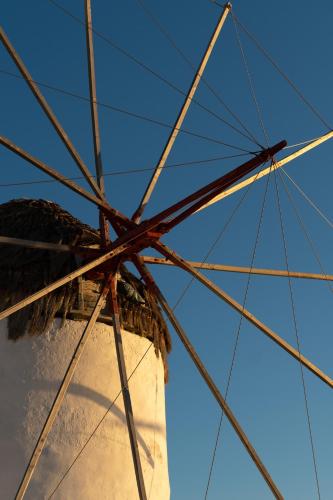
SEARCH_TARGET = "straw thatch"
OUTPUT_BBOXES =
[0,199,171,380]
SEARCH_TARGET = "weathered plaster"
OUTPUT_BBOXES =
[0,319,170,499]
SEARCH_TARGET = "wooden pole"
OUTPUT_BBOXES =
[154,241,333,389]
[85,0,110,245]
[15,281,111,499]
[0,135,103,207]
[109,275,147,500]
[132,2,232,223]
[0,235,99,255]
[0,245,129,323]
[159,291,282,499]
[134,257,283,500]
[196,130,333,212]
[0,135,130,228]
[141,256,333,281]
[0,27,104,199]
[85,0,105,195]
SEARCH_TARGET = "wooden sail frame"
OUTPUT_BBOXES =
[141,255,333,281]
[0,2,331,499]
[196,130,333,212]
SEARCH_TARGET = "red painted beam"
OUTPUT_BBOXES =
[149,140,286,232]
[88,140,287,270]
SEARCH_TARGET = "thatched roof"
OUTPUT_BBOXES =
[0,199,171,381]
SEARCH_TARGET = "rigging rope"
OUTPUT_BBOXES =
[281,168,333,230]
[46,0,258,146]
[273,169,321,499]
[278,170,333,296]
[231,11,270,148]
[232,13,332,132]
[135,0,261,148]
[0,69,251,153]
[205,32,278,494]
[204,162,273,499]
[172,165,265,311]
[283,136,324,149]
[0,153,251,188]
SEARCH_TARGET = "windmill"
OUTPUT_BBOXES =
[1,1,332,498]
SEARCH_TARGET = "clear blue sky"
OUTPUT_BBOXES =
[1,1,333,498]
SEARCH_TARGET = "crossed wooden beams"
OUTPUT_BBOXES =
[1,2,332,499]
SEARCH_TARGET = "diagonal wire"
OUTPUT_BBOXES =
[0,152,251,188]
[204,162,273,499]
[273,168,321,499]
[281,168,333,230]
[7,137,329,192]
[46,0,258,146]
[172,165,265,311]
[183,33,274,491]
[233,12,332,131]
[231,11,270,148]
[283,136,323,149]
[0,69,252,153]
[135,0,261,148]
[278,169,333,295]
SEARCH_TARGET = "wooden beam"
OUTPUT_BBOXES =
[109,275,147,500]
[0,235,100,255]
[85,0,105,195]
[0,135,130,229]
[132,2,232,223]
[134,257,282,500]
[85,0,110,245]
[0,27,104,199]
[142,256,333,281]
[154,241,333,389]
[196,130,333,212]
[0,135,104,207]
[15,281,110,500]
[0,243,130,323]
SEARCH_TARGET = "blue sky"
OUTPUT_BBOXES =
[1,1,333,498]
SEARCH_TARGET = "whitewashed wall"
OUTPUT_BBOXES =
[0,319,170,499]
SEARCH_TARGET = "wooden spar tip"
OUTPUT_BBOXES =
[263,139,287,159]
[212,1,232,10]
